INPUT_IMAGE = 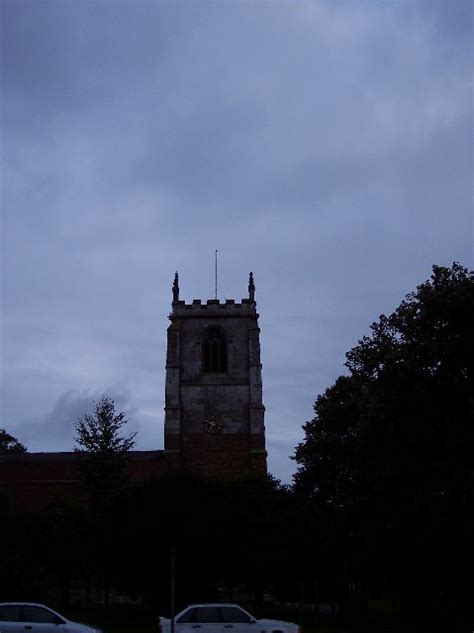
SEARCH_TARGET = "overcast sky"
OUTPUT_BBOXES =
[1,0,472,482]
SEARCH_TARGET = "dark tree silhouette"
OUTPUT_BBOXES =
[74,396,137,604]
[74,396,136,508]
[110,471,305,610]
[0,428,27,453]
[294,263,474,629]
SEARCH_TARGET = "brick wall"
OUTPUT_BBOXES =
[0,451,171,513]
[181,433,266,478]
[0,444,268,514]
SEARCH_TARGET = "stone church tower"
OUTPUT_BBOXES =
[164,272,267,477]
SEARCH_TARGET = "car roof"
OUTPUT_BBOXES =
[0,603,51,607]
[185,604,243,608]
[0,603,62,614]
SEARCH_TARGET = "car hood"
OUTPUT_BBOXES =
[257,619,295,627]
[68,621,103,633]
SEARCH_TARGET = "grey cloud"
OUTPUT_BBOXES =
[1,1,169,116]
[1,1,472,482]
[12,389,138,453]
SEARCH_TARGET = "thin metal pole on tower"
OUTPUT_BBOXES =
[215,249,218,299]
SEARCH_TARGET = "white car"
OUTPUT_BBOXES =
[158,604,300,633]
[0,603,103,633]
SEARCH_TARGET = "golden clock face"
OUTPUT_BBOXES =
[204,415,223,434]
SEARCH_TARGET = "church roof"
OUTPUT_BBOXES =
[0,450,165,463]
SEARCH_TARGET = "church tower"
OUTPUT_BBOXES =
[164,273,267,477]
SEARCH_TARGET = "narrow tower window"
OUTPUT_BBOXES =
[203,327,228,373]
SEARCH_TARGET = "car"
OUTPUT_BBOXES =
[0,603,104,633]
[158,603,300,633]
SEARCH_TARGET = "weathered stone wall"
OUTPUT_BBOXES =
[164,293,267,478]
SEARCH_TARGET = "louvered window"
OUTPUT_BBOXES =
[203,327,227,372]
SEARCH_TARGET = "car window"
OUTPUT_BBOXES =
[0,605,21,622]
[22,606,63,624]
[177,608,197,624]
[195,608,219,623]
[220,608,253,624]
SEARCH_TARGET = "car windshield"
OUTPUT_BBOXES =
[177,608,197,624]
[220,607,252,623]
[195,608,219,623]
[23,606,62,624]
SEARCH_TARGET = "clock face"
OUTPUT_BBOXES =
[204,415,223,435]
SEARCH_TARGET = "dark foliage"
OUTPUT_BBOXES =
[108,472,304,610]
[74,396,136,509]
[293,263,474,630]
[0,428,27,453]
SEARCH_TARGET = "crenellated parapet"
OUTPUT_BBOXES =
[170,298,258,319]
[170,271,257,318]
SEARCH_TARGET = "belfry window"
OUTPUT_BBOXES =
[203,327,228,373]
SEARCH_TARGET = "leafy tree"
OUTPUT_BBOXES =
[0,429,27,453]
[74,396,136,508]
[293,263,474,628]
[74,396,136,455]
[74,396,137,603]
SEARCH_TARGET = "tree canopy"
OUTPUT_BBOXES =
[74,396,136,456]
[0,429,27,454]
[74,396,136,510]
[294,262,474,502]
[293,263,474,627]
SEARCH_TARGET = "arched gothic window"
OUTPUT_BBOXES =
[203,327,228,373]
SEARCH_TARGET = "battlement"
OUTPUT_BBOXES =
[171,297,257,318]
[170,271,257,318]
